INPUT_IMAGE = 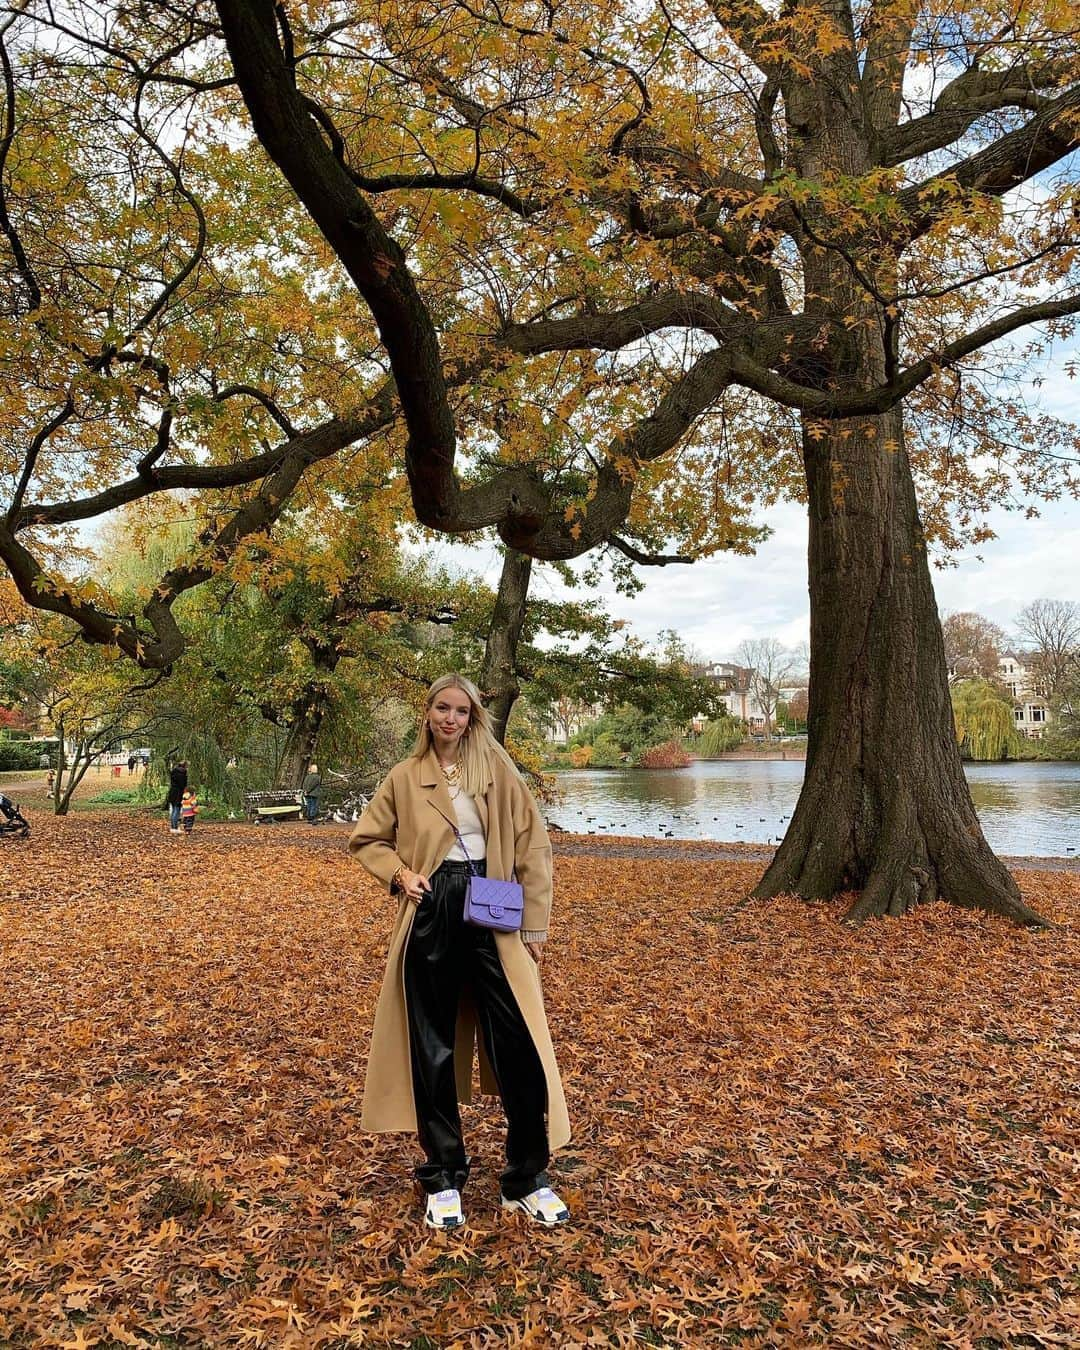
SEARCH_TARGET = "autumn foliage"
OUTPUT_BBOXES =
[635,739,692,770]
[1,813,1077,1347]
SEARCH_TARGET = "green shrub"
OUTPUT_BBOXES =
[589,732,624,767]
[0,740,42,771]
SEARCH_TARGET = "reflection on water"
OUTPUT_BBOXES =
[550,759,1080,856]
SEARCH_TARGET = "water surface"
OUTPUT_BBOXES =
[550,759,1079,857]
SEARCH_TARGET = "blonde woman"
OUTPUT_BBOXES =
[350,674,571,1229]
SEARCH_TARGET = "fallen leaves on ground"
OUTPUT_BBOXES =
[1,813,1077,1348]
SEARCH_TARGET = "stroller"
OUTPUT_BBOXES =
[0,794,30,839]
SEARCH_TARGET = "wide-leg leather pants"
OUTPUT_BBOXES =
[403,859,550,1200]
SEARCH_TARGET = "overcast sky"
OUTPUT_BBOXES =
[426,359,1080,663]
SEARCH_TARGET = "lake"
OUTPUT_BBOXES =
[550,759,1080,857]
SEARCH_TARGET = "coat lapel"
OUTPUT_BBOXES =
[420,747,452,816]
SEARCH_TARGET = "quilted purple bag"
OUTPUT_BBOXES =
[464,873,524,933]
[450,826,524,933]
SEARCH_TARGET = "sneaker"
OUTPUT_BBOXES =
[424,1188,465,1230]
[501,1186,570,1225]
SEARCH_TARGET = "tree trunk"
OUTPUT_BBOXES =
[275,691,328,788]
[479,548,532,745]
[754,408,1045,925]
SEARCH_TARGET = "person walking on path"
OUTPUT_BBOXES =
[166,760,187,833]
[349,673,570,1231]
[180,788,198,835]
[302,763,322,823]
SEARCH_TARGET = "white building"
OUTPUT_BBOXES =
[998,651,1050,739]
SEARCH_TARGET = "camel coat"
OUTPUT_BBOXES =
[349,748,571,1149]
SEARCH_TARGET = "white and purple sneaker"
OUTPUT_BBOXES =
[424,1188,465,1230]
[501,1186,570,1225]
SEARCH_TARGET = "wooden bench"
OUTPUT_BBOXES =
[243,790,303,823]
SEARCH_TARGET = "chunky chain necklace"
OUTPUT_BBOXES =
[439,758,462,787]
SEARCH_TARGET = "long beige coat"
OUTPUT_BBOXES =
[349,747,571,1149]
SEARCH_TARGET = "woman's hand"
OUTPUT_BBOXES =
[397,867,432,904]
[524,941,543,964]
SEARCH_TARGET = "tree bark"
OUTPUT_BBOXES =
[479,549,532,745]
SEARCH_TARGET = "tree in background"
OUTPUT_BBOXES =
[2,607,168,814]
[942,612,1007,683]
[1044,668,1080,758]
[1014,600,1080,702]
[786,689,810,732]
[737,639,801,739]
[951,680,1022,763]
[697,716,746,757]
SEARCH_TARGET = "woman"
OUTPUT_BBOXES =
[350,674,571,1230]
[166,760,187,834]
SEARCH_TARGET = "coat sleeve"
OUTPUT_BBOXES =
[512,774,553,943]
[349,770,406,891]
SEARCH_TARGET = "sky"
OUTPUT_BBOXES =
[424,368,1080,665]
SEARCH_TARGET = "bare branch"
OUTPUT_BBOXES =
[6,396,75,526]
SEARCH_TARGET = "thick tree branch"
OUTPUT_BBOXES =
[899,82,1080,234]
[608,536,693,565]
[860,4,916,134]
[16,388,394,529]
[726,291,1080,415]
[214,0,460,532]
[879,62,1075,167]
[702,0,781,75]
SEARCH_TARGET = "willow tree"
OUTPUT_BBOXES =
[951,680,1021,762]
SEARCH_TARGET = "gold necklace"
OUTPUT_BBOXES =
[439,758,462,786]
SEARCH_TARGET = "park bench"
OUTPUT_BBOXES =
[243,789,303,823]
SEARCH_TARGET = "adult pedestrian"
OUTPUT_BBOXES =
[350,673,570,1231]
[302,763,322,823]
[166,760,187,834]
[127,753,136,775]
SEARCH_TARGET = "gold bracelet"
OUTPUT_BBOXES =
[391,864,406,891]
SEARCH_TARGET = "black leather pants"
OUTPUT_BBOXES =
[403,860,550,1200]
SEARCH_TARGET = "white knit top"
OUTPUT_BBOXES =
[445,787,487,862]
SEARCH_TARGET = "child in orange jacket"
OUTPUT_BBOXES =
[180,788,198,835]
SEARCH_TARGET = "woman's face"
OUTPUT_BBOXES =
[428,687,472,755]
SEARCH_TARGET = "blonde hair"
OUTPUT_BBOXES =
[412,673,519,798]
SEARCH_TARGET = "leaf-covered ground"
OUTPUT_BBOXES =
[1,813,1077,1348]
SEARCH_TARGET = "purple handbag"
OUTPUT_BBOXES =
[450,826,524,933]
[464,873,525,933]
